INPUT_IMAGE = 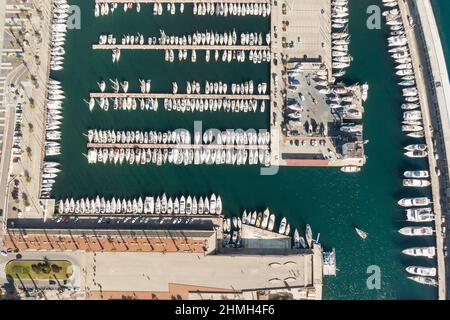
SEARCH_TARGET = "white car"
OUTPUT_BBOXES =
[1,250,7,257]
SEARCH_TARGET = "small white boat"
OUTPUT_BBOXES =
[278,217,287,234]
[267,214,275,231]
[404,150,428,158]
[305,224,313,248]
[340,166,361,173]
[261,208,270,229]
[355,227,368,239]
[293,229,300,248]
[403,170,429,178]
[403,179,431,187]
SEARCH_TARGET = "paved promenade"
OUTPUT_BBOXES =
[401,0,449,300]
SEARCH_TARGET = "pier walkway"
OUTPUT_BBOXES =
[402,0,448,300]
[89,92,270,100]
[87,143,269,150]
[93,44,270,51]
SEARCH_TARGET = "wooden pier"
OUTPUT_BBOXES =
[93,44,270,51]
[95,0,271,4]
[89,92,270,100]
[87,143,269,150]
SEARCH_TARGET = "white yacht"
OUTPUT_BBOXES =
[402,246,436,258]
[398,226,434,236]
[406,266,437,277]
[408,276,438,287]
[398,197,431,207]
[403,179,431,187]
[406,208,434,222]
[403,170,429,178]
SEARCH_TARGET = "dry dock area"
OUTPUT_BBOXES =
[83,250,322,300]
[3,218,324,300]
[240,224,291,249]
[270,0,366,168]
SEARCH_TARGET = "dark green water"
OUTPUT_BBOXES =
[432,0,450,77]
[51,0,439,299]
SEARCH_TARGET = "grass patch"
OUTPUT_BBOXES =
[5,260,73,280]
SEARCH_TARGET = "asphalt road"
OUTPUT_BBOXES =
[7,216,216,232]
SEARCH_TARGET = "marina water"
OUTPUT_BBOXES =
[51,0,441,299]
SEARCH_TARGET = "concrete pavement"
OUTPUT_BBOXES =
[400,0,448,300]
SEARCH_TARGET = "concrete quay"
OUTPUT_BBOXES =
[399,0,448,300]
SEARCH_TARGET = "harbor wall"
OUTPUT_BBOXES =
[403,0,449,300]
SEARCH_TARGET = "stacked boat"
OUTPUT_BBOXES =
[402,243,438,287]
[40,161,60,198]
[50,0,70,71]
[193,2,271,17]
[222,215,244,248]
[383,2,424,139]
[163,98,265,113]
[239,210,315,249]
[88,79,268,113]
[86,129,271,166]
[331,0,351,77]
[404,144,428,158]
[57,194,222,216]
[383,0,438,287]
[242,208,277,232]
[41,78,64,198]
[398,176,436,286]
[95,2,271,17]
[100,29,270,64]
[152,30,270,47]
[45,78,64,157]
[325,83,367,120]
[163,49,269,65]
[94,2,118,16]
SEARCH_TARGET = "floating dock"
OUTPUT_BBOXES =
[89,92,270,100]
[87,143,269,150]
[93,44,270,51]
